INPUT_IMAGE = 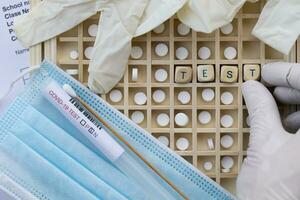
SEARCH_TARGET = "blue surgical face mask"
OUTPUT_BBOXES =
[0,60,236,200]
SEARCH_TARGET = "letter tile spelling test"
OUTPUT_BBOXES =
[33,1,299,195]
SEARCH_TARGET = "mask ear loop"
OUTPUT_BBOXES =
[0,65,41,101]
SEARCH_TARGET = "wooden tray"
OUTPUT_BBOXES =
[31,0,298,195]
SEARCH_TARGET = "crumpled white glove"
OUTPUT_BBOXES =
[177,0,246,33]
[252,0,300,55]
[14,0,149,94]
[237,62,300,200]
[88,0,186,93]
[135,0,187,37]
[88,0,148,94]
[14,0,186,94]
[177,0,299,55]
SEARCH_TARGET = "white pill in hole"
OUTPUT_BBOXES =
[177,91,191,105]
[246,115,251,126]
[198,47,211,60]
[176,47,189,60]
[207,138,214,150]
[157,113,170,127]
[202,88,215,102]
[176,137,189,151]
[221,91,234,105]
[155,68,168,82]
[131,68,138,81]
[88,24,98,37]
[155,43,169,57]
[221,115,234,128]
[177,23,190,36]
[175,113,189,127]
[221,168,231,173]
[131,46,143,59]
[198,111,212,124]
[203,161,213,171]
[66,69,79,75]
[221,156,234,169]
[109,89,123,103]
[157,135,169,146]
[131,111,144,124]
[69,50,79,60]
[221,135,234,149]
[152,89,166,103]
[224,47,237,60]
[220,23,233,35]
[84,47,94,59]
[134,92,147,105]
[153,23,165,34]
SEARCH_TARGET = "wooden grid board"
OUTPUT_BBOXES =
[298,37,300,63]
[29,0,42,65]
[39,1,297,195]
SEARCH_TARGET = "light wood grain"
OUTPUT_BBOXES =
[33,0,298,195]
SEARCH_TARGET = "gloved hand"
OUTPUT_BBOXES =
[237,62,300,200]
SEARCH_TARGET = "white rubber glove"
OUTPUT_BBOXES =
[14,0,186,94]
[14,0,99,47]
[14,0,149,94]
[177,0,246,33]
[252,0,300,55]
[89,0,186,93]
[237,62,300,200]
[87,0,148,94]
[135,0,187,37]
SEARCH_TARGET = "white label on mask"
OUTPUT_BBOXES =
[42,81,125,162]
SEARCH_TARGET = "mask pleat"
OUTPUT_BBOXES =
[0,98,144,200]
[10,118,129,200]
[0,130,99,200]
[20,105,145,200]
[32,95,110,160]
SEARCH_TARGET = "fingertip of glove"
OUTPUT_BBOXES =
[261,62,279,81]
[261,62,292,86]
[242,80,261,93]
[242,81,260,103]
[242,80,273,105]
[87,76,106,94]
